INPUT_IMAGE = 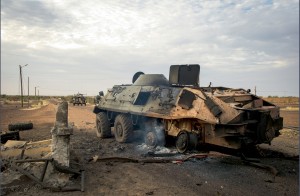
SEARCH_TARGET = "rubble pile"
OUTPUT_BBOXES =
[0,101,84,194]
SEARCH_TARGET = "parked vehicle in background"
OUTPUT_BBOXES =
[72,93,86,106]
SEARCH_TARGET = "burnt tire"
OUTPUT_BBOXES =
[8,122,33,131]
[1,131,20,144]
[96,112,111,138]
[176,131,190,153]
[145,130,165,147]
[143,119,165,147]
[114,114,133,143]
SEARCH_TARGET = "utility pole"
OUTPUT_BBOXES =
[254,86,257,95]
[28,77,30,107]
[35,86,39,100]
[19,64,28,107]
[19,65,23,107]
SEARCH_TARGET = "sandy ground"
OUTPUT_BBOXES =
[0,99,299,196]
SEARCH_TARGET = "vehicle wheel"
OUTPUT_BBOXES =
[96,112,111,138]
[145,130,165,147]
[143,119,165,147]
[176,131,190,153]
[145,131,157,147]
[8,122,33,131]
[114,114,133,143]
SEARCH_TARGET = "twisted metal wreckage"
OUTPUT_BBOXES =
[93,64,283,153]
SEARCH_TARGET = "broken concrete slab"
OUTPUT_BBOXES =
[1,140,52,159]
[0,148,23,159]
[26,139,52,149]
[4,140,27,148]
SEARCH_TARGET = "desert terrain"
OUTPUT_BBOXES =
[0,97,299,196]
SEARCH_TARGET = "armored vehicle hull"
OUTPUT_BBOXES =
[93,65,282,153]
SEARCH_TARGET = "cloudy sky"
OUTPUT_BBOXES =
[1,0,299,97]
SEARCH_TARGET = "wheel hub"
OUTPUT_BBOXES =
[145,131,157,147]
[116,124,123,137]
[176,131,189,153]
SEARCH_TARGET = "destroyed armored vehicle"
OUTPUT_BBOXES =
[93,64,283,153]
[72,93,86,106]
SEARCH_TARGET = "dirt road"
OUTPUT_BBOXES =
[0,100,298,196]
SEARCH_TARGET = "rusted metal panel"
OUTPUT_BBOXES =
[234,95,253,102]
[243,99,264,109]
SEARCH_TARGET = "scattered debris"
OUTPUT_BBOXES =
[4,140,27,149]
[1,131,20,144]
[146,191,154,195]
[243,161,278,180]
[1,102,85,193]
[1,139,52,160]
[92,155,99,162]
[113,145,125,152]
[89,153,208,164]
[9,158,85,192]
[221,155,279,181]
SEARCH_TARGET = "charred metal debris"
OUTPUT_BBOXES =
[1,122,33,144]
[9,158,85,192]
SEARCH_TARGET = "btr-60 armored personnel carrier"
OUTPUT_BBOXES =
[93,64,282,153]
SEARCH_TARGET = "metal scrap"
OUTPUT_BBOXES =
[10,158,85,192]
[89,153,208,164]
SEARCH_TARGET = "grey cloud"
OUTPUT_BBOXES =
[1,0,59,27]
[1,0,298,96]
